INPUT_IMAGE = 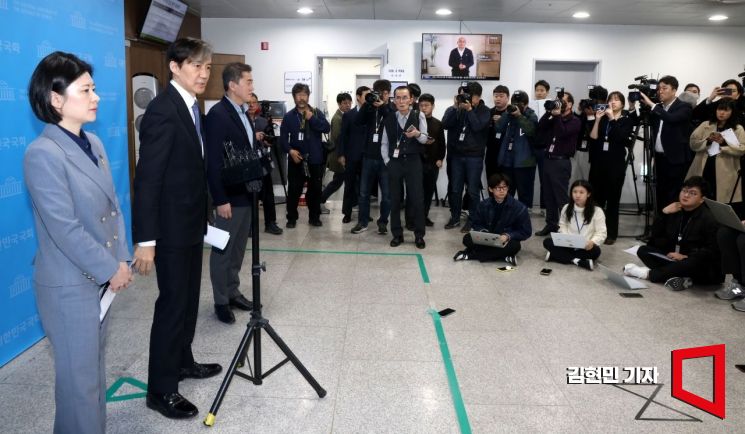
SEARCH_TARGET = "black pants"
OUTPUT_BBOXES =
[543,238,601,264]
[261,172,277,225]
[388,155,425,238]
[148,242,203,393]
[463,233,521,262]
[542,158,571,230]
[638,245,722,284]
[422,162,440,218]
[500,166,536,209]
[341,159,361,218]
[321,170,345,203]
[287,159,322,222]
[589,158,626,240]
[718,226,745,282]
[654,153,686,213]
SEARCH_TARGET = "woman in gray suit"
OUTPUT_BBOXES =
[24,52,132,434]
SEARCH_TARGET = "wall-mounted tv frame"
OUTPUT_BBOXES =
[140,0,188,45]
[421,33,502,80]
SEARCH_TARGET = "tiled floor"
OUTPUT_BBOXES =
[1,198,744,433]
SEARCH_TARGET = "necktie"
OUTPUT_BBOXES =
[191,101,204,156]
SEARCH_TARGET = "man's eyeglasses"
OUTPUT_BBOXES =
[680,188,701,197]
[493,185,508,191]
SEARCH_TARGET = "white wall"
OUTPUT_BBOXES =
[203,18,745,205]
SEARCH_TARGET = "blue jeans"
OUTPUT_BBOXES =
[449,156,483,221]
[358,157,391,226]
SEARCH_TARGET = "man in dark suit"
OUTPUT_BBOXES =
[204,62,258,325]
[132,37,221,420]
[448,36,475,77]
[636,75,693,212]
[338,86,370,223]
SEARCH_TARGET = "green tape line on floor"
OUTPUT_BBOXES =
[106,376,148,403]
[428,308,472,434]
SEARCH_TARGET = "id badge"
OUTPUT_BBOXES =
[459,133,465,141]
[603,141,609,152]
[372,133,379,143]
[298,132,304,141]
[495,132,502,139]
[580,140,587,150]
[549,144,555,153]
[507,142,513,151]
[675,244,680,254]
[392,148,400,158]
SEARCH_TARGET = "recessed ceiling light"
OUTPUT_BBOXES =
[573,11,590,19]
[436,8,452,16]
[297,7,313,15]
[709,14,728,21]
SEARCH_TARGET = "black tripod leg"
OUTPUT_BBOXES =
[262,323,327,398]
[204,322,258,427]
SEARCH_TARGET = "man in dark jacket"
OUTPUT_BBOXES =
[448,36,475,77]
[453,173,532,263]
[338,86,370,223]
[418,93,446,226]
[623,176,723,290]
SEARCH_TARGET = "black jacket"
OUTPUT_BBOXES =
[441,100,491,158]
[356,101,394,160]
[648,204,719,263]
[647,98,693,165]
[469,194,532,241]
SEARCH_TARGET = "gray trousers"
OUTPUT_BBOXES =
[35,282,107,434]
[210,205,252,305]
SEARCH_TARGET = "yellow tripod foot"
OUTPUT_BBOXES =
[204,413,216,426]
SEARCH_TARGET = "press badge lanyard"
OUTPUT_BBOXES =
[573,211,586,234]
[459,117,468,142]
[602,121,611,152]
[676,215,691,253]
[296,111,307,142]
[372,110,383,143]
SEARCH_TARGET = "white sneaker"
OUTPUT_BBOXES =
[623,264,650,279]
[545,251,551,262]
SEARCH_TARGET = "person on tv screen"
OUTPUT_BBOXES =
[448,36,474,77]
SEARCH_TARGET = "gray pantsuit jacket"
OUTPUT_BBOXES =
[23,124,131,434]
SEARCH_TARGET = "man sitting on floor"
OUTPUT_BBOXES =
[453,173,532,265]
[623,176,723,290]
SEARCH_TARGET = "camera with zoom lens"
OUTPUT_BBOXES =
[505,104,517,113]
[456,92,472,104]
[578,99,594,112]
[365,91,382,104]
[628,75,659,104]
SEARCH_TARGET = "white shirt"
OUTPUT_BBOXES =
[380,110,428,165]
[654,97,676,153]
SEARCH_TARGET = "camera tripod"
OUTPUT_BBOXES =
[633,109,657,240]
[203,185,326,427]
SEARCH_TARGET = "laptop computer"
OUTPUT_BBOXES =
[598,264,648,290]
[550,232,587,249]
[704,198,745,233]
[469,230,506,247]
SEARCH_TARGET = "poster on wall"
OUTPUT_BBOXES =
[284,71,312,93]
[0,0,129,367]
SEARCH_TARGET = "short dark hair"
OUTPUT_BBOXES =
[167,37,212,67]
[721,79,744,96]
[336,92,352,104]
[292,82,310,96]
[493,85,510,96]
[682,176,709,197]
[562,91,574,105]
[418,93,435,105]
[487,173,510,189]
[684,83,700,93]
[607,91,625,106]
[356,85,370,96]
[535,80,550,91]
[393,86,410,97]
[407,83,421,99]
[28,51,93,124]
[466,81,482,97]
[592,85,608,101]
[373,79,391,93]
[222,62,252,92]
[511,90,529,106]
[658,75,679,90]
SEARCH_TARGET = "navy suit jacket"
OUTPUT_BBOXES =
[649,98,693,165]
[205,96,256,208]
[133,83,208,247]
[338,107,366,162]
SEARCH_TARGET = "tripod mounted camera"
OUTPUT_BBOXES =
[203,141,326,427]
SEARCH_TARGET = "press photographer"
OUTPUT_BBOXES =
[248,94,283,235]
[442,81,491,230]
[574,85,608,183]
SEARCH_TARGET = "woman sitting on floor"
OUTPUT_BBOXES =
[543,179,607,270]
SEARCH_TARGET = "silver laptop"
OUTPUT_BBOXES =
[550,232,587,249]
[598,264,647,290]
[704,198,745,233]
[469,230,506,247]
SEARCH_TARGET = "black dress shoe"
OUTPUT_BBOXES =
[425,218,434,227]
[146,392,198,419]
[179,362,223,380]
[229,294,253,311]
[415,237,426,249]
[309,219,323,227]
[390,236,404,247]
[342,215,351,223]
[265,222,283,235]
[215,304,235,324]
[286,220,296,228]
[535,226,555,236]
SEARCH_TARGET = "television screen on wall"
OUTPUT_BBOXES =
[140,0,188,44]
[421,33,502,80]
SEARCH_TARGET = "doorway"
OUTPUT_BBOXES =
[317,56,382,117]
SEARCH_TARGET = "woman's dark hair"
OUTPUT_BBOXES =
[487,172,510,189]
[565,179,595,224]
[607,91,625,107]
[28,51,93,124]
[721,79,744,96]
[710,97,738,130]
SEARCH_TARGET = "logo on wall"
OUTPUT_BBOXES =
[0,81,15,102]
[104,53,117,68]
[8,275,31,298]
[0,177,23,199]
[36,40,53,58]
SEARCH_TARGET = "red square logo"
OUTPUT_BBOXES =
[671,344,725,419]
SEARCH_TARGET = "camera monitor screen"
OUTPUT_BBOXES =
[140,0,188,44]
[421,33,502,80]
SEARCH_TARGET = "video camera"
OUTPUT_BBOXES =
[365,91,382,104]
[628,75,659,104]
[456,83,472,104]
[220,139,272,192]
[739,69,745,87]
[544,87,566,112]
[258,100,277,144]
[579,85,608,112]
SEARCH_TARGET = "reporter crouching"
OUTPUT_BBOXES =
[454,173,531,263]
[543,180,606,271]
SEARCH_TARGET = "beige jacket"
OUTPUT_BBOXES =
[686,122,745,203]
